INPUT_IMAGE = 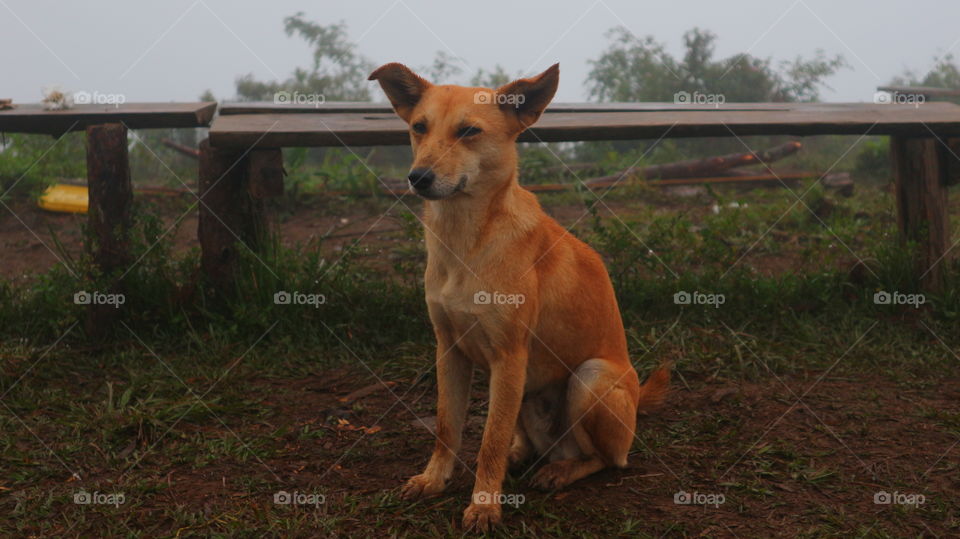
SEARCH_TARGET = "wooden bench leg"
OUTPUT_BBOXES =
[197,139,268,289]
[247,149,284,199]
[891,136,951,291]
[85,123,132,335]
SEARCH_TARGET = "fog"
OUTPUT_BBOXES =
[2,0,958,103]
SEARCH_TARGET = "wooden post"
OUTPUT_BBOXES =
[85,123,132,335]
[247,149,284,199]
[891,136,951,290]
[86,123,133,273]
[197,138,266,289]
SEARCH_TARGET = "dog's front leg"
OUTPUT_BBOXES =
[463,356,526,531]
[401,343,472,499]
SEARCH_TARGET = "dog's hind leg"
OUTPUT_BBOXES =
[532,358,651,490]
[508,422,532,472]
[401,345,473,499]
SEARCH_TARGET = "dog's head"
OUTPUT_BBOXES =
[369,63,559,201]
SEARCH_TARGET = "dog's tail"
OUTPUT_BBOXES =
[635,362,671,413]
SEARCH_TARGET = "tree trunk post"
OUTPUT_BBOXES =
[84,122,132,335]
[197,138,266,290]
[891,136,951,291]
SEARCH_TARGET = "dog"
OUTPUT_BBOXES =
[369,62,670,531]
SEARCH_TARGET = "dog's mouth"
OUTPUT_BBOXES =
[415,175,468,201]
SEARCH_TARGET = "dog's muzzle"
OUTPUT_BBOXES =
[407,168,467,200]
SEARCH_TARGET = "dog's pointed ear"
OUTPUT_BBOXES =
[495,63,559,130]
[368,63,432,123]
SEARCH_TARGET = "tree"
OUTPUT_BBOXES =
[891,53,960,97]
[580,27,847,165]
[469,65,513,88]
[587,27,846,103]
[235,13,374,101]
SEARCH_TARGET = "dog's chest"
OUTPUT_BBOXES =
[424,263,483,317]
[423,258,517,363]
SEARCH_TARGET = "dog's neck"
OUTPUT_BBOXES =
[422,168,539,257]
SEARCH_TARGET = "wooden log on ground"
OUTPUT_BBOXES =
[161,138,200,158]
[365,172,814,196]
[891,136,951,291]
[198,138,265,288]
[586,141,802,184]
[84,122,133,335]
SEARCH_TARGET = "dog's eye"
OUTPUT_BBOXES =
[412,122,427,134]
[457,126,482,138]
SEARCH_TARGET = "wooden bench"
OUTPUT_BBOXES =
[1,102,215,332]
[205,102,960,290]
[1,102,216,275]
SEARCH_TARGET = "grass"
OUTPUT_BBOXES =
[2,162,960,535]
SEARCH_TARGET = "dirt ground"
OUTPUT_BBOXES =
[254,369,959,537]
[24,364,958,537]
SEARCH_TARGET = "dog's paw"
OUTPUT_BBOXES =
[400,474,446,500]
[462,501,501,532]
[530,461,574,491]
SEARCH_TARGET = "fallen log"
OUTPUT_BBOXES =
[161,138,201,158]
[353,172,816,197]
[586,141,802,184]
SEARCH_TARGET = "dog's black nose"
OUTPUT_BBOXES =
[407,168,435,190]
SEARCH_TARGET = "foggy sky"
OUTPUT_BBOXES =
[2,0,958,104]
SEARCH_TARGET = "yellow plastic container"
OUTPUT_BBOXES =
[37,184,89,214]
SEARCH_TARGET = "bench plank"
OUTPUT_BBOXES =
[209,102,960,148]
[0,102,217,135]
[219,101,798,115]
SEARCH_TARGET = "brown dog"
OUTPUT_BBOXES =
[369,62,670,531]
